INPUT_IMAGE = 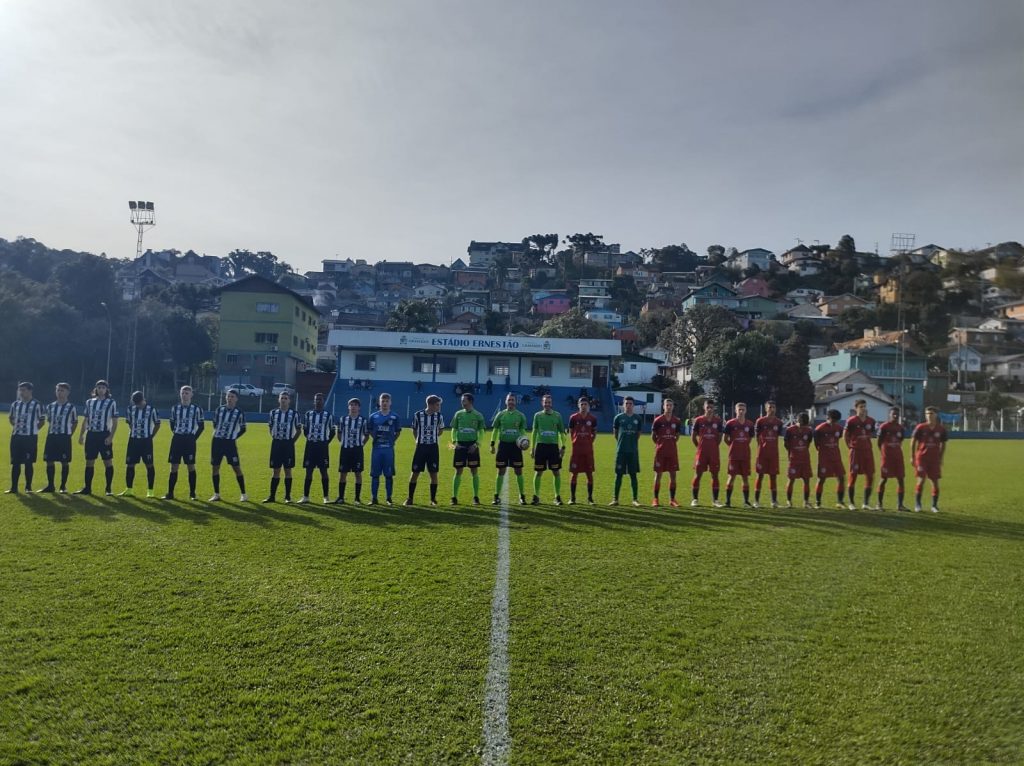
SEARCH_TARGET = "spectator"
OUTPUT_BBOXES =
[486,378,493,395]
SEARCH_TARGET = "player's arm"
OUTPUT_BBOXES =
[37,405,46,428]
[108,411,119,441]
[723,424,732,446]
[558,414,566,453]
[7,405,13,426]
[843,420,855,449]
[691,420,699,447]
[328,417,337,442]
[195,410,206,439]
[939,430,948,463]
[69,409,79,439]
[238,413,247,438]
[489,413,501,451]
[152,412,161,437]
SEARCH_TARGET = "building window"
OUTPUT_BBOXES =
[647,393,655,403]
[256,302,279,313]
[355,354,376,371]
[265,355,278,366]
[293,336,298,347]
[295,306,300,317]
[488,359,510,376]
[254,332,279,344]
[531,360,551,377]
[413,356,456,374]
[302,310,307,322]
[570,361,592,378]
[225,353,238,364]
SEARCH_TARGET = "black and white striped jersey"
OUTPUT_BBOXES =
[46,401,78,435]
[268,408,300,440]
[412,410,445,445]
[211,406,246,440]
[303,409,335,442]
[337,415,368,448]
[10,399,45,436]
[169,403,204,435]
[126,405,160,439]
[83,397,118,433]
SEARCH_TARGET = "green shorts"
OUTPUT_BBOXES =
[614,452,640,475]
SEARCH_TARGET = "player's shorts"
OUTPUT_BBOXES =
[211,437,240,466]
[303,441,331,470]
[269,439,296,469]
[84,430,113,461]
[453,441,480,469]
[817,455,845,479]
[371,447,395,477]
[411,443,440,473]
[494,441,523,470]
[168,433,198,465]
[787,460,812,481]
[880,453,905,480]
[533,443,562,471]
[728,455,751,477]
[694,450,720,473]
[915,458,941,481]
[125,437,155,465]
[615,451,640,475]
[339,446,364,473]
[849,448,875,476]
[9,434,38,465]
[43,434,73,463]
[569,449,594,474]
[653,447,679,473]
[755,451,779,476]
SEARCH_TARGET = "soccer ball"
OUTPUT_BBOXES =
[516,436,531,450]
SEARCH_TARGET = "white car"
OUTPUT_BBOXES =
[224,383,264,397]
[271,383,296,396]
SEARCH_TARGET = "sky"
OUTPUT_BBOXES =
[0,0,1021,271]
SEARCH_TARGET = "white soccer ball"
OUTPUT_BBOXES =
[516,436,531,450]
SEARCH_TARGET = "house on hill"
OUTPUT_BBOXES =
[679,281,739,311]
[817,293,873,317]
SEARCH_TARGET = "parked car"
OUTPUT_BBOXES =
[271,383,296,396]
[224,383,264,397]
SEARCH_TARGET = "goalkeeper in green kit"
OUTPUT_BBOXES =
[449,393,487,505]
[490,392,528,505]
[530,394,567,505]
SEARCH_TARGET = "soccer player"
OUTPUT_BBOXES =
[40,382,78,493]
[298,392,335,504]
[611,396,643,506]
[650,398,682,507]
[165,385,204,501]
[567,397,598,505]
[265,391,301,503]
[209,389,247,502]
[753,400,783,508]
[690,399,723,507]
[876,407,909,511]
[784,412,814,508]
[336,397,368,503]
[368,392,401,504]
[531,394,567,505]
[723,402,755,508]
[814,409,846,509]
[844,399,877,510]
[489,393,527,506]
[406,394,445,506]
[911,406,948,513]
[450,392,486,505]
[7,381,45,494]
[121,391,160,497]
[76,380,118,496]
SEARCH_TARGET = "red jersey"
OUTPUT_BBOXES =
[912,423,948,464]
[692,415,724,456]
[568,412,598,452]
[651,414,682,447]
[723,417,754,461]
[845,415,877,451]
[814,421,844,459]
[755,415,783,458]
[784,425,814,464]
[877,420,906,479]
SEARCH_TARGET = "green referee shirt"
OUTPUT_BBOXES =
[450,409,487,444]
[491,409,527,444]
[613,412,643,454]
[531,410,566,447]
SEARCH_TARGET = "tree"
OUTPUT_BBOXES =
[707,244,726,261]
[691,331,777,407]
[834,306,878,341]
[658,304,740,365]
[645,244,700,273]
[521,234,558,266]
[836,234,856,256]
[483,309,507,336]
[537,308,610,339]
[387,300,438,333]
[635,309,676,349]
[770,334,815,412]
[225,250,294,280]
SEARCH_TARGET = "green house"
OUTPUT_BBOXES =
[809,340,927,418]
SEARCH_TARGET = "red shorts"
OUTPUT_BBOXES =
[755,452,779,476]
[848,448,875,476]
[787,461,812,480]
[915,459,941,481]
[569,451,594,474]
[728,456,750,477]
[694,451,720,473]
[880,454,905,480]
[817,457,845,479]
[653,447,678,473]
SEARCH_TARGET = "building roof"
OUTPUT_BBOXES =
[834,330,921,354]
[816,387,894,406]
[814,369,877,387]
[621,353,663,364]
[218,274,319,313]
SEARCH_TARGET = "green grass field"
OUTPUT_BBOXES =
[1,422,1022,764]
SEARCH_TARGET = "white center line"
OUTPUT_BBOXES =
[482,476,511,765]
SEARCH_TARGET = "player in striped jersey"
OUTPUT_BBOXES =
[165,385,204,501]
[405,395,445,506]
[209,390,248,502]
[7,382,45,494]
[40,382,78,493]
[75,380,118,496]
[265,391,301,503]
[335,398,368,503]
[120,391,161,497]
[298,392,335,504]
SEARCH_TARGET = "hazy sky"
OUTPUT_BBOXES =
[1,0,1021,271]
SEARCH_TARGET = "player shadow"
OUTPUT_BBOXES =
[292,500,499,528]
[19,492,119,523]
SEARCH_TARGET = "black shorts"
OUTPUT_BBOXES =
[411,443,440,473]
[43,434,73,463]
[339,446,364,473]
[269,439,296,469]
[211,437,240,466]
[453,442,480,468]
[533,443,562,470]
[84,431,113,461]
[126,437,155,465]
[495,441,524,469]
[9,434,38,465]
[303,441,331,469]
[168,433,198,465]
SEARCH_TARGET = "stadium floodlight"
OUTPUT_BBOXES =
[128,201,137,210]
[145,201,154,211]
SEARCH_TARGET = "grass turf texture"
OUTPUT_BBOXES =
[0,422,1021,763]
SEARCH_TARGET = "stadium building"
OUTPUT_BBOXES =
[326,330,622,427]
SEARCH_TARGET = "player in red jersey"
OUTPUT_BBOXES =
[567,397,598,505]
[911,406,948,512]
[876,407,909,511]
[844,399,878,510]
[723,402,755,508]
[814,409,846,509]
[753,400,783,508]
[784,412,814,507]
[650,398,682,507]
[690,398,724,507]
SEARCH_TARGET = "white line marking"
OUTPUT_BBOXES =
[482,476,511,765]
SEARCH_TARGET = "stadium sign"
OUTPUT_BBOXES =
[327,330,621,357]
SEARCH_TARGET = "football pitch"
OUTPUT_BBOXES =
[2,425,1022,764]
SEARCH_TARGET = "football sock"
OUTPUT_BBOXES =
[429,482,437,502]
[495,474,504,494]
[785,480,793,503]
[354,482,362,501]
[653,479,660,499]
[553,474,561,495]
[338,480,346,500]
[60,464,69,489]
[770,476,777,492]
[385,476,393,499]
[125,466,136,488]
[614,473,623,500]
[23,464,33,491]
[304,471,314,497]
[269,477,280,500]
[803,483,810,502]
[669,482,676,500]
[570,478,577,501]
[320,468,330,498]
[692,476,699,501]
[10,465,20,491]
[84,466,94,492]
[284,477,293,499]
[586,475,593,500]
[168,472,178,495]
[754,477,762,501]
[46,464,55,487]
[726,486,733,505]
[742,486,749,504]
[629,474,638,500]
[711,477,720,501]
[814,481,823,504]
[837,488,844,504]
[188,470,197,496]
[516,474,525,495]
[212,473,221,493]
[533,473,541,496]
[236,474,246,493]
[863,486,871,505]
[471,474,479,497]
[104,466,114,493]
[371,476,379,499]
[452,474,461,498]
[877,481,886,506]
[408,481,416,501]
[146,465,155,489]
[848,483,856,504]
[897,485,904,506]
[932,488,939,506]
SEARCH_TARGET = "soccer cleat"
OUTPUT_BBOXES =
[651,499,660,507]
[58,487,68,494]
[3,488,17,494]
[554,496,563,506]
[105,491,114,496]
[814,503,821,509]
[914,504,922,512]
[520,494,527,505]
[386,499,393,506]
[146,489,155,498]
[451,496,458,506]
[333,497,345,504]
[897,505,911,512]
[262,497,275,504]
[631,500,640,507]
[531,495,540,505]
[752,500,759,508]
[743,502,754,509]
[588,498,595,505]
[368,499,377,505]
[874,504,884,511]
[162,493,175,500]
[296,496,309,504]
[785,501,793,509]
[472,497,480,505]
[669,499,680,508]
[190,495,198,501]
[836,503,846,510]
[712,500,724,508]
[609,499,619,506]
[930,506,940,513]
[771,501,779,509]
[209,493,221,502]
[118,488,134,497]
[861,503,872,511]
[429,500,438,506]
[492,495,501,506]
[283,497,292,504]
[239,494,249,502]
[404,499,414,506]
[567,499,576,505]
[690,499,699,507]
[848,503,857,511]
[36,486,55,493]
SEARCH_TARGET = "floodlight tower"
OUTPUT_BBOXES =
[128,200,155,259]
[890,233,916,417]
[124,201,156,390]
